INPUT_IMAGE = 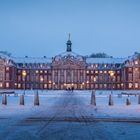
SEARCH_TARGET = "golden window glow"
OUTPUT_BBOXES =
[44,84,47,88]
[86,70,89,74]
[109,71,115,77]
[82,82,85,85]
[135,68,138,71]
[40,76,44,82]
[0,83,3,87]
[18,84,21,88]
[6,67,9,71]
[128,83,133,88]
[135,61,138,65]
[93,77,96,82]
[22,70,27,77]
[6,82,9,88]
[135,83,139,88]
[95,71,98,74]
[100,71,103,74]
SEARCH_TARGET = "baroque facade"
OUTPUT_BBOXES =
[0,37,140,90]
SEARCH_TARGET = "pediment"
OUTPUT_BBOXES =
[52,56,86,69]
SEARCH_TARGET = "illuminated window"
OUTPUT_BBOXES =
[44,84,47,88]
[117,84,120,88]
[18,84,21,88]
[135,83,139,88]
[6,67,9,71]
[104,84,107,88]
[36,70,39,73]
[135,61,138,65]
[135,68,138,71]
[95,71,98,74]
[40,70,43,73]
[104,71,107,74]
[40,76,44,82]
[93,77,96,82]
[45,70,47,73]
[128,83,133,88]
[104,64,106,68]
[6,82,9,88]
[0,83,3,87]
[86,70,89,74]
[100,71,103,74]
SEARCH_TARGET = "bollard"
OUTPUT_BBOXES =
[91,90,96,106]
[108,94,113,106]
[126,97,131,105]
[20,94,24,105]
[2,94,7,105]
[138,95,140,104]
[34,91,39,106]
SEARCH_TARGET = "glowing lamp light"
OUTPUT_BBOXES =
[109,71,115,77]
[22,70,27,77]
[40,77,44,82]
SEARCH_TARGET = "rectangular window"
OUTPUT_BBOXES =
[128,83,133,88]
[0,83,3,87]
[6,82,9,88]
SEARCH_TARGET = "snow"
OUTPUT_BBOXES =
[12,57,52,64]
[86,57,126,64]
[1,90,140,140]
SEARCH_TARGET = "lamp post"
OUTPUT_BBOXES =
[22,70,27,95]
[109,70,115,94]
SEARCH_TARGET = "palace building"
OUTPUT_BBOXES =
[0,36,140,90]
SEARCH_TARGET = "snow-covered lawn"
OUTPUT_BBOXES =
[0,90,140,140]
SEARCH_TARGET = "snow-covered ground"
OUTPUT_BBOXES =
[0,90,140,140]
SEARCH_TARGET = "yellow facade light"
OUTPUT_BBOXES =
[109,70,115,77]
[40,76,44,82]
[22,70,27,77]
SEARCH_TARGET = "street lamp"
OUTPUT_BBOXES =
[22,70,27,95]
[109,70,115,94]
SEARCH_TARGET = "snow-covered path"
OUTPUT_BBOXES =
[1,90,140,140]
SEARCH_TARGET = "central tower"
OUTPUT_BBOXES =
[66,33,72,52]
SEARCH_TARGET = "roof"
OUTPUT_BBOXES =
[86,57,126,64]
[127,52,140,61]
[12,57,52,64]
[0,52,11,60]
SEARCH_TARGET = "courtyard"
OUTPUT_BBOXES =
[0,90,140,140]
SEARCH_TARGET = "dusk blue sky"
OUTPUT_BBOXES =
[0,0,140,58]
